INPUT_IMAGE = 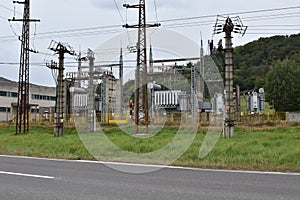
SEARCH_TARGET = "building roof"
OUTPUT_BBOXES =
[0,77,55,89]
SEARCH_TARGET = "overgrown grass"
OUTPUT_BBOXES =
[0,124,300,172]
[175,127,300,172]
[0,125,93,160]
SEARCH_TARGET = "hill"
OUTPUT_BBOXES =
[232,33,300,91]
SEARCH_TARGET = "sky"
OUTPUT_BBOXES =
[0,0,299,86]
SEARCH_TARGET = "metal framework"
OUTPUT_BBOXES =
[9,0,40,134]
[214,16,247,138]
[123,0,160,134]
[49,40,75,137]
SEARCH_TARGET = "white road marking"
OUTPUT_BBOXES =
[1,155,300,176]
[0,171,55,179]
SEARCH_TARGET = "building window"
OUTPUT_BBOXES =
[0,91,7,96]
[0,107,10,112]
[0,91,18,98]
[11,92,18,98]
[31,108,40,113]
[31,94,56,101]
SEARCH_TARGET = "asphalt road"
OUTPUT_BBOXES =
[0,155,299,200]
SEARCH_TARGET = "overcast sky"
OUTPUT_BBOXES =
[0,0,299,86]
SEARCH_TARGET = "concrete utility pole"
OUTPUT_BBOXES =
[191,63,197,116]
[101,73,106,123]
[123,0,160,134]
[224,19,234,137]
[87,49,95,132]
[235,85,241,122]
[76,52,87,88]
[200,38,205,101]
[149,45,154,74]
[213,16,247,138]
[49,41,75,137]
[9,0,40,134]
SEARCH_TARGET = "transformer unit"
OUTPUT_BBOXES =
[212,92,224,114]
[73,94,88,113]
[154,90,190,112]
[246,89,265,114]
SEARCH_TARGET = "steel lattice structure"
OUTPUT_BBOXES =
[123,0,160,134]
[9,0,39,134]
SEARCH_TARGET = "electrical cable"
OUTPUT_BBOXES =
[153,0,159,22]
[31,22,37,50]
[0,15,7,20]
[157,5,300,24]
[0,7,298,41]
[8,21,19,38]
[0,3,22,15]
[0,5,300,43]
[113,0,126,23]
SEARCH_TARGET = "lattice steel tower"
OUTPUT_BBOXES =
[9,0,39,134]
[123,0,160,134]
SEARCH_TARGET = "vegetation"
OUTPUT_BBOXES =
[265,59,300,111]
[122,34,300,112]
[211,33,300,112]
[0,125,93,160]
[1,124,300,172]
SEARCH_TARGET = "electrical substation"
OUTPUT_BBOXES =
[3,0,274,138]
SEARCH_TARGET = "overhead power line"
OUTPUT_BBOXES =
[157,5,300,23]
[113,0,126,23]
[153,0,159,22]
[0,3,22,15]
[0,5,300,42]
[0,15,7,20]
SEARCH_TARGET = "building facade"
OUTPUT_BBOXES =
[0,77,56,122]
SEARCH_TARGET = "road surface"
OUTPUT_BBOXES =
[0,155,299,200]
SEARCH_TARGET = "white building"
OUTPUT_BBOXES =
[0,77,56,122]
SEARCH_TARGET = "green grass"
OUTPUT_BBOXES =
[0,125,93,160]
[0,124,300,172]
[103,127,177,153]
[175,127,300,172]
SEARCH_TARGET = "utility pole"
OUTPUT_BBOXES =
[87,49,95,132]
[149,45,154,74]
[123,0,160,134]
[200,38,205,101]
[235,85,241,122]
[119,48,123,115]
[76,52,87,88]
[9,0,40,135]
[101,73,106,123]
[49,40,75,137]
[191,63,197,116]
[214,16,247,138]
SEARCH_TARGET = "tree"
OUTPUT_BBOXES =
[265,59,300,112]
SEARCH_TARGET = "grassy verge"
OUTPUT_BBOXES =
[0,124,299,172]
[0,125,93,160]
